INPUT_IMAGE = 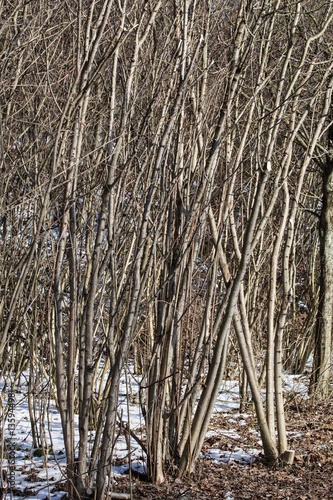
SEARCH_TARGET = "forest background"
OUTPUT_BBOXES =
[0,0,333,498]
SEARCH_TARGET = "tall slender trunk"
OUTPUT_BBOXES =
[310,112,333,397]
[178,168,278,477]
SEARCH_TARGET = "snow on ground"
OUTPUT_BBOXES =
[0,382,66,499]
[0,369,310,499]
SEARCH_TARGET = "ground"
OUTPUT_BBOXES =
[2,375,332,499]
[114,398,333,499]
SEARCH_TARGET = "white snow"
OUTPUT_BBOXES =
[0,367,311,498]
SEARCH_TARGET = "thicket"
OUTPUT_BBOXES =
[0,1,332,498]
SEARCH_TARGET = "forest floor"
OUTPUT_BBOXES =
[2,371,333,499]
[115,397,333,500]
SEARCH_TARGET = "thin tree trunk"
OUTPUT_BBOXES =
[310,109,333,397]
[178,167,278,477]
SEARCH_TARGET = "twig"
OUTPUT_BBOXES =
[117,414,147,455]
[106,492,131,499]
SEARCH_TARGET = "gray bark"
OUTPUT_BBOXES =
[310,109,333,397]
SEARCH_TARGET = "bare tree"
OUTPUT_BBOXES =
[310,96,333,397]
[1,1,332,497]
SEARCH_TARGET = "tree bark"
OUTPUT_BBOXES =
[310,108,333,397]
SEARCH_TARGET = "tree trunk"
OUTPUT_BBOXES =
[310,112,333,397]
